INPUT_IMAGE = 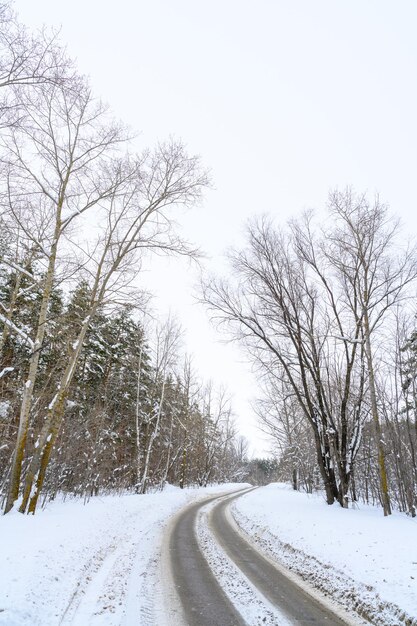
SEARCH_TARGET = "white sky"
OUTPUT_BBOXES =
[14,0,417,456]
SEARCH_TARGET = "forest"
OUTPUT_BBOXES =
[1,1,417,519]
[0,2,249,515]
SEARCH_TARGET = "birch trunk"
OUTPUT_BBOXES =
[19,311,92,513]
[4,225,61,513]
[158,412,173,490]
[139,377,166,494]
[179,435,187,489]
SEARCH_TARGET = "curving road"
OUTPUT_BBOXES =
[169,488,351,626]
[169,491,246,626]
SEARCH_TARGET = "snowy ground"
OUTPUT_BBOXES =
[233,483,417,626]
[2,482,416,626]
[0,484,245,626]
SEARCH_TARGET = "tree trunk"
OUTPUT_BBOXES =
[363,307,392,516]
[19,312,92,513]
[312,425,338,505]
[134,346,143,492]
[179,440,187,489]
[139,378,166,494]
[4,234,60,514]
[292,467,298,491]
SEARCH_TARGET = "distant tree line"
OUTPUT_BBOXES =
[244,458,279,486]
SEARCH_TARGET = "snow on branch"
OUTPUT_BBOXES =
[0,367,14,379]
[331,335,364,345]
[0,313,34,350]
[0,259,37,282]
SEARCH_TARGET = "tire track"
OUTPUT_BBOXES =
[169,489,251,626]
[169,488,361,626]
[210,491,353,625]
[197,498,293,625]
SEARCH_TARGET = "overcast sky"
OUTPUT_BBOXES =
[14,0,417,456]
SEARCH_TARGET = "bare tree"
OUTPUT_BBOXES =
[255,375,311,491]
[175,356,201,489]
[138,316,183,494]
[194,383,235,487]
[0,1,73,127]
[2,75,132,513]
[397,314,417,515]
[325,189,417,515]
[0,3,68,87]
[16,144,207,513]
[202,191,417,514]
[202,213,368,507]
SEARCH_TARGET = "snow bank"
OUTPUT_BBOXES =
[0,483,245,626]
[233,484,417,626]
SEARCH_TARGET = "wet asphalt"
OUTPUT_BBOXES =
[169,488,350,626]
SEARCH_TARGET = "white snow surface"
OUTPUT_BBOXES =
[0,483,246,626]
[3,481,415,626]
[0,400,10,418]
[233,483,417,626]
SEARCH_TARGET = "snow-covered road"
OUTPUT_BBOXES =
[170,488,359,626]
[1,483,415,626]
[167,489,248,626]
[0,484,245,626]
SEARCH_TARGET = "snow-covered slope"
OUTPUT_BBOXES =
[0,484,245,626]
[233,483,417,626]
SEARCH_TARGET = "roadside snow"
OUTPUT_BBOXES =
[233,483,417,626]
[0,484,245,626]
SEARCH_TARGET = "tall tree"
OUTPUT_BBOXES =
[325,190,417,515]
[2,74,131,513]
[17,142,207,514]
[203,216,366,506]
